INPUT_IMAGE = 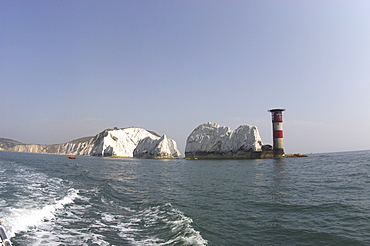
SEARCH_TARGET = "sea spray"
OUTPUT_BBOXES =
[5,189,79,238]
[116,203,208,245]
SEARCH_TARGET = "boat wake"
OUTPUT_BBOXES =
[0,156,207,245]
[4,189,79,239]
[104,202,208,245]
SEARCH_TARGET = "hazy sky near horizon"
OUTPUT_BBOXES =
[1,0,370,154]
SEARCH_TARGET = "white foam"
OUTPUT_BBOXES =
[101,213,116,222]
[165,207,208,246]
[0,159,113,245]
[5,189,79,238]
[114,203,208,245]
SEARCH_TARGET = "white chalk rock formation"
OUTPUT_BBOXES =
[58,127,181,158]
[87,128,158,157]
[134,135,181,158]
[185,122,263,159]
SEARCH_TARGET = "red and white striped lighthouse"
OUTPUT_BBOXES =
[268,109,285,157]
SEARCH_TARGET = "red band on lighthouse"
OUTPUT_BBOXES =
[273,130,283,138]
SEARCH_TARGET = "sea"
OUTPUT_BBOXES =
[0,150,370,246]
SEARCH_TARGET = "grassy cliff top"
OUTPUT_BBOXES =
[68,136,94,144]
[0,138,24,148]
[105,127,161,138]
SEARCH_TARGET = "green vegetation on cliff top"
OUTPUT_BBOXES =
[68,136,94,144]
[0,138,24,148]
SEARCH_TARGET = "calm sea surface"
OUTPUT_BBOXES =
[0,150,370,246]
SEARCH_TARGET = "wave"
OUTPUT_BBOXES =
[4,188,79,238]
[103,203,208,245]
[5,188,207,245]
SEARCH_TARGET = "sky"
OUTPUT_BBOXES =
[1,0,370,155]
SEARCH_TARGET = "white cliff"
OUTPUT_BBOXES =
[9,144,60,154]
[134,135,181,158]
[86,128,159,157]
[185,122,263,159]
[58,138,94,156]
[58,127,181,158]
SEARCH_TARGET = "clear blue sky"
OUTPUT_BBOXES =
[1,0,370,154]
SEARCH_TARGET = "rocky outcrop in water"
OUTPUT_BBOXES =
[134,135,181,158]
[0,128,181,158]
[185,122,266,159]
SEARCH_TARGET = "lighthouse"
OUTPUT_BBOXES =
[268,109,285,157]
